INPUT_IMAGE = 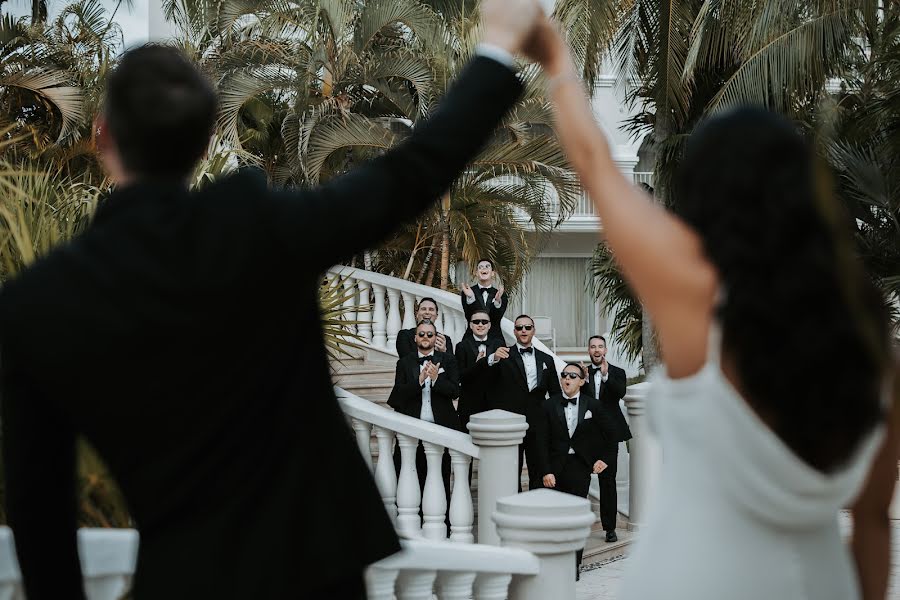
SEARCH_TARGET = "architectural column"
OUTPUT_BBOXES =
[494,489,595,600]
[342,277,358,334]
[467,410,528,546]
[396,433,422,537]
[351,418,373,470]
[357,280,372,342]
[448,449,474,543]
[385,287,402,348]
[371,283,388,349]
[624,382,659,531]
[401,291,417,330]
[374,426,397,524]
[421,441,448,541]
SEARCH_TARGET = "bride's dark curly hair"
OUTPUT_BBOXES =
[673,107,890,473]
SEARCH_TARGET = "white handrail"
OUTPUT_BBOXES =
[336,387,479,458]
[374,538,539,574]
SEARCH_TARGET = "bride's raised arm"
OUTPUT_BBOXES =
[526,18,716,376]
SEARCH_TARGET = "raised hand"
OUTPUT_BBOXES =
[435,332,447,352]
[481,0,542,56]
[477,348,486,361]
[494,346,510,362]
[430,362,441,383]
[493,287,504,304]
[461,282,474,299]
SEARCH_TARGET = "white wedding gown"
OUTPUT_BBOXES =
[620,324,887,599]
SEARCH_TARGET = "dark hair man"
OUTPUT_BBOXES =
[0,1,542,596]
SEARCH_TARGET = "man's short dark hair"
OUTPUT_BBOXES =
[588,335,607,346]
[105,44,217,180]
[514,314,534,326]
[470,310,489,320]
[416,319,437,331]
[476,258,493,269]
[417,297,439,313]
[563,362,586,378]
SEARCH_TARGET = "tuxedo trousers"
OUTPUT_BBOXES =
[556,454,592,573]
[597,442,619,532]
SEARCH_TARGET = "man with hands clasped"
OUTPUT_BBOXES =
[540,362,614,580]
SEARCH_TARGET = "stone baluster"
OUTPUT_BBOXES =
[396,570,437,600]
[357,280,372,342]
[365,566,399,600]
[386,287,402,348]
[374,426,398,523]
[401,291,417,331]
[421,441,448,540]
[371,283,388,349]
[623,382,658,531]
[473,573,513,600]
[441,306,457,345]
[396,433,422,537]
[437,572,477,600]
[342,277,357,334]
[495,489,595,600]
[467,410,528,546]
[455,312,467,341]
[351,418,373,470]
[447,449,474,543]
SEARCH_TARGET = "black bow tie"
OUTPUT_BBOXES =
[591,365,602,373]
[561,396,577,406]
[418,356,434,365]
[519,347,533,355]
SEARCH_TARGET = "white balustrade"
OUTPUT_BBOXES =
[495,489,595,600]
[374,426,398,524]
[624,381,659,531]
[448,449,474,543]
[371,283,388,348]
[467,410,528,546]
[342,276,358,334]
[396,432,423,537]
[401,291,417,330]
[352,418,374,471]
[386,287,402,348]
[357,279,372,342]
[422,441,448,540]
[369,538,539,600]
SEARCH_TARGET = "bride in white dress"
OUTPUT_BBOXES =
[519,11,899,600]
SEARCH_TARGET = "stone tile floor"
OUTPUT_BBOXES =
[576,514,900,599]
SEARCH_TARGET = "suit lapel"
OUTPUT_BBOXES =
[555,399,568,433]
[510,347,528,389]
[407,355,421,384]
[577,392,589,425]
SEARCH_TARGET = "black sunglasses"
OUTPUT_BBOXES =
[470,319,490,325]
[514,325,533,331]
[561,372,583,380]
[417,331,435,338]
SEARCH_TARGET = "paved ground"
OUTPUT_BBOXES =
[576,514,900,599]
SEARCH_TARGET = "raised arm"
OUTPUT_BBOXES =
[526,20,717,376]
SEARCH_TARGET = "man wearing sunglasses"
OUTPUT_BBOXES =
[481,314,560,490]
[395,297,454,358]
[538,363,613,580]
[388,320,462,528]
[455,310,502,431]
[460,259,508,345]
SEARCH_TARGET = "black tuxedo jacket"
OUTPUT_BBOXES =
[460,286,508,344]
[387,351,461,431]
[539,392,614,478]
[454,336,502,426]
[585,362,632,442]
[0,56,523,600]
[396,327,454,358]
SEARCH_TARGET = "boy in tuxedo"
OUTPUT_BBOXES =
[388,319,461,527]
[395,297,453,357]
[480,314,560,490]
[455,309,502,430]
[540,363,612,580]
[460,259,508,345]
[585,335,631,542]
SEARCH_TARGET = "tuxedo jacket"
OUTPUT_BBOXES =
[585,362,632,442]
[460,285,508,344]
[539,392,614,478]
[0,56,523,600]
[479,345,561,417]
[396,327,454,358]
[454,336,503,426]
[387,351,461,431]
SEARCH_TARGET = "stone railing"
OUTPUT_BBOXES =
[325,266,565,372]
[0,489,595,600]
[0,527,138,600]
[338,388,529,546]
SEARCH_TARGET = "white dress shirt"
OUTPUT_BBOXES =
[591,364,609,399]
[517,344,538,391]
[418,351,436,423]
[563,393,579,454]
[473,334,488,357]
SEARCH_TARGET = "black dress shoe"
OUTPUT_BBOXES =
[605,531,618,543]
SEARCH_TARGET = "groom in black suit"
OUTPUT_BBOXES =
[0,8,535,597]
[480,314,561,490]
[540,363,613,579]
[586,335,631,542]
